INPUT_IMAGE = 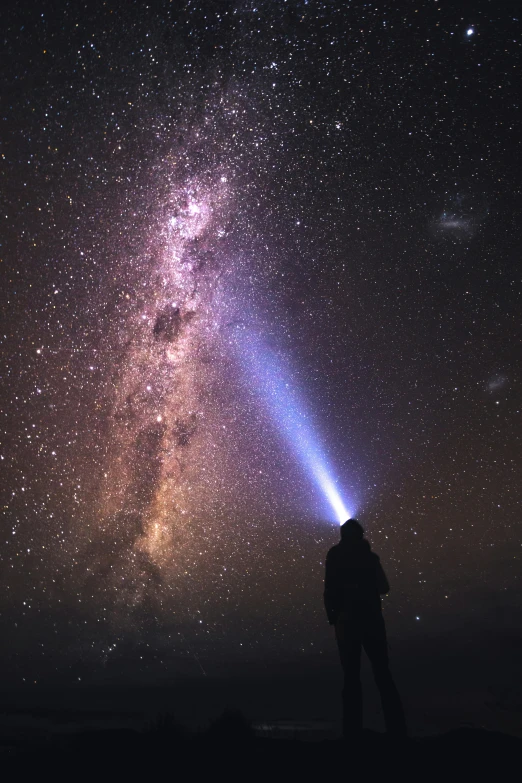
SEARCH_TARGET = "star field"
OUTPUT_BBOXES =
[0,0,520,682]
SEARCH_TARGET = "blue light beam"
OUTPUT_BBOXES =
[233,327,353,524]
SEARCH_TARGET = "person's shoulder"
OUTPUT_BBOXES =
[326,542,341,559]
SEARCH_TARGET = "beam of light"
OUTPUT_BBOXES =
[232,326,353,524]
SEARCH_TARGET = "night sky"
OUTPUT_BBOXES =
[1,0,520,693]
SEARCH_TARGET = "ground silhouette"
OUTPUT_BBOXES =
[1,709,521,780]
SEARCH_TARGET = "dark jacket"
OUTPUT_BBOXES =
[323,538,390,625]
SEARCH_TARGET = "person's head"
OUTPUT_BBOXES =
[340,518,364,542]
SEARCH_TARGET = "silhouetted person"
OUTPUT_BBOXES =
[324,519,406,739]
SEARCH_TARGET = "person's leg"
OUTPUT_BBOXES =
[363,614,407,736]
[335,612,363,737]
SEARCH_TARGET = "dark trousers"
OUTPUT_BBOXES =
[335,609,406,737]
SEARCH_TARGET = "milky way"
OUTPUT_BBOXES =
[1,1,520,681]
[92,177,232,612]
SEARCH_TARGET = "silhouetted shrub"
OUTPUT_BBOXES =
[148,712,189,743]
[206,708,254,743]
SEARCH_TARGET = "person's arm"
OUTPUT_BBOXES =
[323,550,340,625]
[375,555,390,595]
